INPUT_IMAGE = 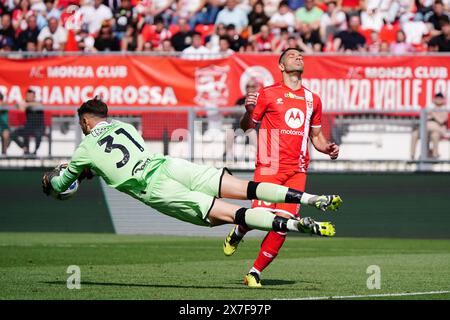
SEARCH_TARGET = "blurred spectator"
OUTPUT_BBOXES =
[268,0,295,35]
[57,0,81,10]
[333,14,366,51]
[273,27,291,52]
[41,36,54,51]
[191,0,221,27]
[263,0,282,17]
[12,0,32,34]
[0,36,14,51]
[253,24,275,51]
[236,0,252,14]
[172,0,207,30]
[287,0,305,10]
[215,0,249,33]
[208,36,234,59]
[205,23,227,52]
[0,13,15,44]
[298,21,322,51]
[170,17,195,51]
[0,2,7,15]
[287,34,301,49]
[402,15,430,45]
[0,92,10,156]
[320,0,347,43]
[382,0,415,24]
[390,29,414,53]
[113,0,135,40]
[424,0,450,35]
[138,15,171,51]
[360,5,384,32]
[243,39,257,51]
[147,0,176,27]
[379,40,390,52]
[415,0,436,21]
[158,38,175,52]
[94,23,120,51]
[82,0,113,35]
[181,31,211,58]
[211,35,235,55]
[428,15,450,51]
[295,0,323,30]
[42,0,61,21]
[26,39,38,51]
[120,24,138,51]
[37,16,67,50]
[104,0,122,12]
[226,23,248,51]
[10,88,45,156]
[75,28,95,51]
[411,92,448,160]
[248,1,270,35]
[367,30,381,52]
[16,14,39,51]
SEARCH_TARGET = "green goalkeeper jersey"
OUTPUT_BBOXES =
[50,120,166,201]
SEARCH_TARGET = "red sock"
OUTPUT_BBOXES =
[253,231,286,273]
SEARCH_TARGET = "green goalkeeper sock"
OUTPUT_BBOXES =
[234,208,299,232]
[247,181,315,205]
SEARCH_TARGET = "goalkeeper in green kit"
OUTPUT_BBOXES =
[42,98,342,236]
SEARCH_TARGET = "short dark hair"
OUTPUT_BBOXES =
[278,47,302,64]
[439,15,450,27]
[154,15,164,25]
[226,24,236,31]
[78,96,108,118]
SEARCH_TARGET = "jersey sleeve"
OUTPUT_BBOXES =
[310,94,322,128]
[50,140,92,193]
[251,88,268,123]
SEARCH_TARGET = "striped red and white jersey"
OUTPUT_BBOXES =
[252,82,322,172]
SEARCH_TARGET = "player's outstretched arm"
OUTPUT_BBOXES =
[43,142,93,195]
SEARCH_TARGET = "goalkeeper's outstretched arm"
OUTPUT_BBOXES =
[42,143,92,195]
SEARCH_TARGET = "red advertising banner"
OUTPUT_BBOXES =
[0,54,448,111]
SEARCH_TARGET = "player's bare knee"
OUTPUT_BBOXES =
[220,173,248,199]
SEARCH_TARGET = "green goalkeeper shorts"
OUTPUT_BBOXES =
[144,157,230,227]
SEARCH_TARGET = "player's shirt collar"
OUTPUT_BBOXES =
[280,81,303,92]
[93,121,110,128]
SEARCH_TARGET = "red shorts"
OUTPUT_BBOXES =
[251,166,307,218]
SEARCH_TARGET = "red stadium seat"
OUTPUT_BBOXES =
[359,28,375,45]
[379,23,400,44]
[195,24,215,42]
[168,24,181,35]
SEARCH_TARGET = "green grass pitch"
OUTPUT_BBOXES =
[1,233,449,300]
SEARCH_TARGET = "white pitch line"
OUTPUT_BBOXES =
[276,290,450,300]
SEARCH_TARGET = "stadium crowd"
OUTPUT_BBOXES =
[0,0,448,54]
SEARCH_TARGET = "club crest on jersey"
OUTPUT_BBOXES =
[285,92,304,100]
[284,108,305,129]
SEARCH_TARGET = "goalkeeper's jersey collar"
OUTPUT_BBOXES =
[93,121,109,128]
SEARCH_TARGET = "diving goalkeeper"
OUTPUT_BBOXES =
[42,98,342,236]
